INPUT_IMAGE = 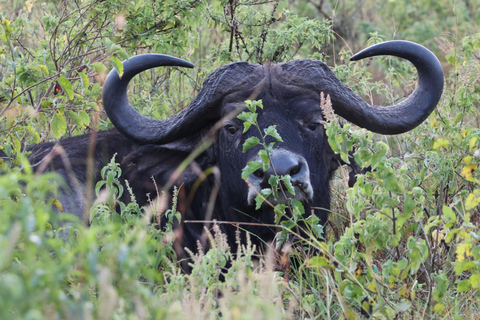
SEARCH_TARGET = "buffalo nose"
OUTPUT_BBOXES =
[253,155,304,189]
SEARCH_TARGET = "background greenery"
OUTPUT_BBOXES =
[1,0,480,318]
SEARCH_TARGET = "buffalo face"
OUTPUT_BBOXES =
[216,91,335,228]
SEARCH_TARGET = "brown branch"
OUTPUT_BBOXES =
[228,0,236,53]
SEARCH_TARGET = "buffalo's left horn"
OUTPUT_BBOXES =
[330,40,444,134]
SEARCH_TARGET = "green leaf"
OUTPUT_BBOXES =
[79,110,90,127]
[259,149,270,171]
[433,273,448,302]
[264,125,283,142]
[469,137,477,150]
[104,38,114,51]
[41,100,51,108]
[442,205,457,225]
[290,199,304,220]
[116,50,129,60]
[78,71,89,89]
[109,57,124,78]
[473,246,480,260]
[24,126,36,136]
[433,138,449,149]
[469,273,480,289]
[237,111,249,122]
[11,136,21,153]
[371,141,388,168]
[340,151,349,164]
[433,303,445,313]
[38,64,49,76]
[243,137,260,153]
[394,301,411,313]
[397,258,408,270]
[51,112,67,139]
[457,279,471,292]
[57,77,74,100]
[268,175,279,188]
[0,33,7,44]
[274,204,287,222]
[392,267,400,276]
[281,175,295,195]
[245,99,263,112]
[112,212,122,224]
[406,237,428,273]
[237,111,257,133]
[255,189,272,209]
[309,256,329,267]
[281,221,296,233]
[242,122,253,133]
[241,161,263,179]
[305,214,324,238]
[268,175,280,199]
[65,110,82,127]
[91,62,107,76]
[273,201,287,212]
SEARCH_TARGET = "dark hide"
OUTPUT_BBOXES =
[26,129,140,216]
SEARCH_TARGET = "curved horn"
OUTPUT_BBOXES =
[103,55,264,145]
[332,40,444,134]
[103,54,200,145]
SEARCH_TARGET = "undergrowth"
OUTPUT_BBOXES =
[1,0,480,319]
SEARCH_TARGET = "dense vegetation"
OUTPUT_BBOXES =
[1,0,480,318]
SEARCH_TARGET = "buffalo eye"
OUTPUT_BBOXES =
[224,123,239,135]
[306,122,322,132]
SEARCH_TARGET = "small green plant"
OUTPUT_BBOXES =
[238,100,293,206]
[238,99,325,250]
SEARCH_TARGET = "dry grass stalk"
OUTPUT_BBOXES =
[319,92,337,125]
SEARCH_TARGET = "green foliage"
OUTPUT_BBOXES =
[0,0,203,165]
[0,157,182,318]
[205,1,332,64]
[238,99,325,260]
[239,100,297,219]
[2,0,480,318]
[321,29,480,316]
[0,159,302,319]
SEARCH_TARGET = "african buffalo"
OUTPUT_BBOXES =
[22,40,443,257]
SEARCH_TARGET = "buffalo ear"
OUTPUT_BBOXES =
[335,151,370,188]
[325,143,369,188]
[325,143,341,178]
[121,141,207,204]
[346,153,370,188]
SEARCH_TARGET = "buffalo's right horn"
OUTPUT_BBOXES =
[103,54,201,145]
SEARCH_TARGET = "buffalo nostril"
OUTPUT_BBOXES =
[253,169,264,179]
[289,163,302,176]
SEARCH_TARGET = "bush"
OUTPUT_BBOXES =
[2,0,480,318]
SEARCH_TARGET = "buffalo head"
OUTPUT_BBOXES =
[102,40,443,253]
